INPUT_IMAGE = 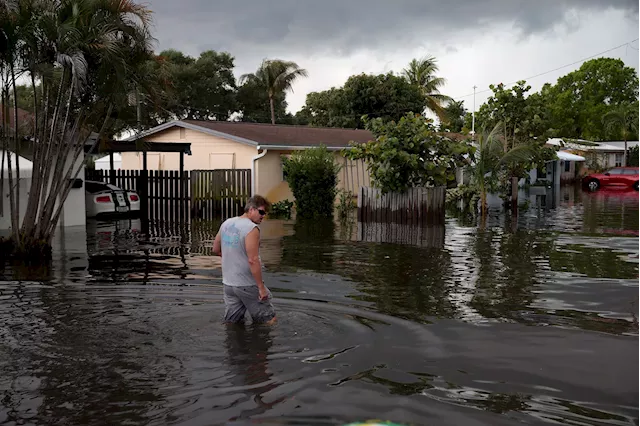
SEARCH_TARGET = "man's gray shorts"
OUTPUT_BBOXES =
[223,284,276,324]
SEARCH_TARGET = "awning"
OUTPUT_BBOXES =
[557,150,585,162]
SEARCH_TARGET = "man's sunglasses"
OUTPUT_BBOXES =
[258,209,267,216]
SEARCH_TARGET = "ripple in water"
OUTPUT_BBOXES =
[1,280,637,426]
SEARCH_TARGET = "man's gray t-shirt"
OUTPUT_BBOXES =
[219,217,259,287]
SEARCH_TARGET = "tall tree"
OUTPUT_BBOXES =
[544,58,639,140]
[440,100,466,133]
[344,113,474,193]
[301,73,427,129]
[474,81,555,208]
[401,56,452,119]
[471,122,538,215]
[141,49,237,123]
[236,76,289,123]
[240,59,307,125]
[297,87,354,128]
[0,0,154,256]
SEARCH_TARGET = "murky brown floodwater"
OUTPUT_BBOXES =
[1,186,638,425]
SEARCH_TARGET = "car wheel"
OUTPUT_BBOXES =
[587,179,600,191]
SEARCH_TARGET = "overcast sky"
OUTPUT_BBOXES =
[147,0,639,116]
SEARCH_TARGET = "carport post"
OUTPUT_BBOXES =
[141,151,148,219]
[109,152,115,185]
[179,152,185,221]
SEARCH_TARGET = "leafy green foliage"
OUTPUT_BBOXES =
[344,113,475,193]
[299,73,427,129]
[240,59,308,125]
[270,199,294,219]
[401,56,452,119]
[0,0,154,253]
[282,147,341,219]
[472,58,639,143]
[236,76,291,123]
[475,81,537,147]
[440,100,466,133]
[544,58,639,140]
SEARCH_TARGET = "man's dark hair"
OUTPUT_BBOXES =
[244,195,271,213]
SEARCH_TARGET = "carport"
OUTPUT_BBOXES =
[84,139,192,220]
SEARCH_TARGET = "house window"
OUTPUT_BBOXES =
[564,161,571,172]
[615,153,623,167]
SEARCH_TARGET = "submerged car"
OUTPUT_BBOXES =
[85,180,141,218]
[582,167,639,191]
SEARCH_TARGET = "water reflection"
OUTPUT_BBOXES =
[0,185,637,425]
[223,325,284,421]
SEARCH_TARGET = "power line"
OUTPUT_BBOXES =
[453,38,640,100]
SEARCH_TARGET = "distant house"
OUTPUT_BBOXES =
[546,138,639,170]
[0,105,35,136]
[122,120,374,203]
[0,107,86,232]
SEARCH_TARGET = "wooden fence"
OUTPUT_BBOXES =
[86,169,251,222]
[191,169,251,220]
[357,186,446,226]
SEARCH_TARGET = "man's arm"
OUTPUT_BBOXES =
[213,231,222,256]
[245,227,268,300]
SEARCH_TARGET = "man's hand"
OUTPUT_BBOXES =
[258,284,270,301]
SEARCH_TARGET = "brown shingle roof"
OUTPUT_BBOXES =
[0,105,35,134]
[182,120,374,148]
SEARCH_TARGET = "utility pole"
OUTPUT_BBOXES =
[471,85,477,139]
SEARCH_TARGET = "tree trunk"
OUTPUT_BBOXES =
[510,176,518,212]
[269,95,275,125]
[11,66,20,234]
[480,186,487,217]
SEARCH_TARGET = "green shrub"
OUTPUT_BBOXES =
[270,199,294,219]
[283,146,341,218]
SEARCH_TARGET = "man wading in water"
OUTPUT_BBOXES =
[213,195,276,325]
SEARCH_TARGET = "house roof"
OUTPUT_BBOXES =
[0,105,35,133]
[128,120,374,150]
[557,150,585,162]
[546,138,638,152]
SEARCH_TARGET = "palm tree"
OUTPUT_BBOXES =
[471,122,538,215]
[1,0,154,256]
[602,103,639,166]
[401,56,453,120]
[240,59,308,125]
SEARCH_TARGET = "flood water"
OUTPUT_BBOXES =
[1,186,638,425]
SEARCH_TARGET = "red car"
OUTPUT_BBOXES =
[583,167,639,191]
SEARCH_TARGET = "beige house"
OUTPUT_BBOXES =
[122,120,373,203]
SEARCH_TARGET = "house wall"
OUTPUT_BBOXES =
[559,160,577,183]
[1,150,85,232]
[120,126,373,205]
[256,150,293,203]
[61,153,87,228]
[255,150,371,204]
[120,127,258,171]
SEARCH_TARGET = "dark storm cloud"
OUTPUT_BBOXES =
[147,0,638,55]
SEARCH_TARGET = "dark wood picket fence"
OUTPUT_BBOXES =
[86,169,251,222]
[191,169,251,220]
[357,186,446,226]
